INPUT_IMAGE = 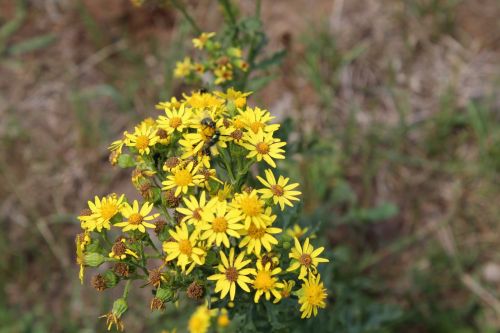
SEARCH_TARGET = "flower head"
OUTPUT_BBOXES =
[163,223,205,273]
[188,305,211,333]
[79,194,125,232]
[115,200,159,233]
[192,32,215,49]
[174,57,193,78]
[297,274,327,318]
[239,212,281,256]
[176,191,214,228]
[200,200,243,248]
[231,190,271,228]
[126,124,159,155]
[252,261,284,303]
[257,169,301,210]
[208,248,255,301]
[162,162,204,197]
[242,130,286,168]
[288,237,329,280]
[157,104,192,134]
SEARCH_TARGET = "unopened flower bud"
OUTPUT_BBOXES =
[84,252,105,267]
[156,287,175,302]
[112,298,128,318]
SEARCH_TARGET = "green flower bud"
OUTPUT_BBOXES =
[112,298,128,317]
[156,287,175,302]
[84,252,105,267]
[282,241,291,250]
[103,270,119,288]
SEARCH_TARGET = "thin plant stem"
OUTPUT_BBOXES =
[170,0,202,34]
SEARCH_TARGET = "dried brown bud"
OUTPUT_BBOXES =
[139,182,153,200]
[148,269,163,288]
[154,219,166,235]
[173,211,185,224]
[165,189,181,208]
[79,208,92,217]
[186,281,204,300]
[150,297,165,311]
[113,263,130,277]
[164,156,180,170]
[157,129,168,140]
[231,129,243,141]
[91,274,107,291]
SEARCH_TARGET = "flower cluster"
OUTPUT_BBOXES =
[174,32,248,86]
[76,89,328,331]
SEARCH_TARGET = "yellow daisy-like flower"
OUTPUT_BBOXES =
[174,57,193,78]
[192,32,215,49]
[252,261,284,303]
[297,273,328,318]
[162,162,204,197]
[216,309,230,328]
[286,224,311,239]
[240,107,280,134]
[241,130,286,168]
[214,88,251,109]
[176,191,215,228]
[75,232,91,283]
[163,223,205,272]
[239,214,281,256]
[214,65,233,85]
[188,305,211,333]
[115,200,159,233]
[200,200,244,248]
[183,91,224,110]
[156,96,182,111]
[79,194,125,232]
[108,238,139,260]
[208,248,255,301]
[287,237,329,280]
[279,280,295,300]
[157,104,192,134]
[231,190,271,228]
[125,124,159,155]
[257,169,301,210]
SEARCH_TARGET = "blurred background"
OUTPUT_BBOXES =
[1,0,500,332]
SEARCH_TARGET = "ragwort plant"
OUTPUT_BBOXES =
[75,1,329,332]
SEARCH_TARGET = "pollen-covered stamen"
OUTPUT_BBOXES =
[270,184,284,197]
[256,142,270,154]
[174,169,193,186]
[225,267,239,282]
[231,129,243,140]
[178,239,193,255]
[100,202,118,220]
[135,135,150,150]
[254,270,273,290]
[299,254,312,267]
[192,208,202,221]
[247,224,266,239]
[128,213,143,225]
[169,117,182,128]
[239,196,262,217]
[305,284,324,306]
[212,217,228,233]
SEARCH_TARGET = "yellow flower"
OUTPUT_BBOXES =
[216,309,230,328]
[214,65,233,85]
[75,232,90,283]
[286,224,310,239]
[287,237,329,280]
[240,107,280,134]
[279,280,295,300]
[200,200,244,248]
[214,88,251,109]
[109,238,139,260]
[174,57,193,78]
[231,190,271,228]
[242,130,286,168]
[252,261,284,303]
[162,162,204,196]
[183,91,224,110]
[176,191,215,228]
[192,32,215,49]
[208,248,255,301]
[157,104,192,134]
[163,223,205,272]
[126,124,159,155]
[115,200,159,233]
[227,47,242,58]
[257,169,301,210]
[188,305,211,333]
[239,212,281,256]
[156,97,182,110]
[79,194,125,232]
[297,273,327,318]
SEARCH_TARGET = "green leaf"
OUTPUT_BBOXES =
[117,154,136,168]
[7,33,56,56]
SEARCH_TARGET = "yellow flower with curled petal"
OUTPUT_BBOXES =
[240,107,280,134]
[192,32,215,49]
[163,223,205,272]
[297,273,327,318]
[174,57,193,78]
[208,248,255,301]
[176,191,215,228]
[214,65,233,85]
[241,130,286,168]
[286,224,311,239]
[200,200,244,248]
[79,194,125,232]
[279,280,295,301]
[239,213,281,256]
[252,261,284,303]
[231,190,271,229]
[257,169,301,210]
[125,124,159,155]
[183,91,224,110]
[287,237,329,280]
[214,88,251,109]
[162,162,204,196]
[156,97,182,111]
[115,200,159,233]
[157,104,192,135]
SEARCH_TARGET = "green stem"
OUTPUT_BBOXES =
[123,280,131,299]
[218,0,237,26]
[170,0,201,34]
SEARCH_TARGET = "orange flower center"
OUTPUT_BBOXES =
[100,202,118,220]
[299,254,312,267]
[249,121,264,134]
[225,267,238,282]
[247,224,266,239]
[256,142,270,154]
[129,213,143,225]
[305,284,325,306]
[174,169,193,186]
[169,117,182,128]
[178,239,192,255]
[212,217,228,233]
[253,270,273,290]
[270,184,284,197]
[135,135,150,150]
[239,195,262,217]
